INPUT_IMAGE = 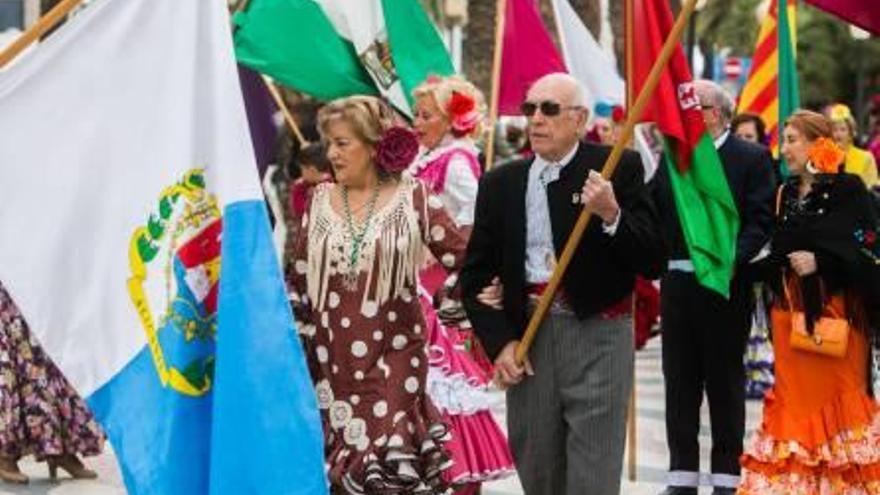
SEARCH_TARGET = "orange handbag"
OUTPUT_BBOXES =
[783,276,850,358]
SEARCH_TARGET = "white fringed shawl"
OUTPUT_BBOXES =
[306,176,428,317]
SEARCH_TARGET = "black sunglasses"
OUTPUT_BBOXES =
[520,100,582,117]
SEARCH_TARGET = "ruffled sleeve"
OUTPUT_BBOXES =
[413,181,468,276]
[441,153,479,226]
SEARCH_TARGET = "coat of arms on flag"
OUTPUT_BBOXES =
[127,169,221,397]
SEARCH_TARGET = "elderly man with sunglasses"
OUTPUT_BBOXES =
[460,73,666,494]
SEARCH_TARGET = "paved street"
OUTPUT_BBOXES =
[0,337,763,494]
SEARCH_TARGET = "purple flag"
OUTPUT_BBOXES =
[805,0,880,35]
[238,64,279,178]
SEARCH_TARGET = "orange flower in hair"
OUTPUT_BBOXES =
[807,137,845,174]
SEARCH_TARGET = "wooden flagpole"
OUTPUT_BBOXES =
[514,0,700,363]
[262,76,309,146]
[624,0,638,482]
[483,0,507,170]
[232,0,252,14]
[0,0,85,69]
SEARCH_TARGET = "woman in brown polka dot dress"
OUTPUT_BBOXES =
[290,96,468,495]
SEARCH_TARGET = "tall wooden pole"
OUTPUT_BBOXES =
[232,0,252,14]
[263,76,309,146]
[514,0,700,362]
[624,0,638,482]
[0,0,84,69]
[483,0,507,170]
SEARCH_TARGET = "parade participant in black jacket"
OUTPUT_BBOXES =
[653,80,776,495]
[461,73,666,495]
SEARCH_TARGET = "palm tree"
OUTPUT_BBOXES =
[462,0,497,95]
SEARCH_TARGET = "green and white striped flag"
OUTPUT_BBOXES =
[233,0,454,114]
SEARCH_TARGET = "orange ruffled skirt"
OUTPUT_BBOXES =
[739,295,880,495]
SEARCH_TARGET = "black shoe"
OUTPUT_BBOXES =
[712,488,736,495]
[658,488,698,495]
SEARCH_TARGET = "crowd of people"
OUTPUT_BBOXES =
[0,70,879,495]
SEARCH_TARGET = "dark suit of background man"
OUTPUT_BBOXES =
[653,80,776,495]
[460,73,666,495]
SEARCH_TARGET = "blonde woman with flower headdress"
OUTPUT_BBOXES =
[738,110,880,494]
[289,95,472,494]
[827,103,879,189]
[409,75,515,493]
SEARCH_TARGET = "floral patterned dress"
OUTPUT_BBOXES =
[0,282,104,461]
[291,175,467,494]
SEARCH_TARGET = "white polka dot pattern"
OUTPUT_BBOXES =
[430,225,445,242]
[328,291,340,309]
[392,335,408,350]
[404,377,419,393]
[316,346,328,363]
[441,253,456,267]
[295,260,308,274]
[351,341,368,358]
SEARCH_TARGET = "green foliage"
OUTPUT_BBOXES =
[796,6,880,109]
[697,0,762,56]
[697,0,880,111]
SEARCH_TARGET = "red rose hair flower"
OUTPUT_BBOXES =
[376,126,420,174]
[447,91,480,137]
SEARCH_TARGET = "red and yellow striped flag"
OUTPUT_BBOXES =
[738,0,797,155]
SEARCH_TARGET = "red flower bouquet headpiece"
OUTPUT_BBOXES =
[376,126,420,174]
[807,137,845,175]
[447,91,480,137]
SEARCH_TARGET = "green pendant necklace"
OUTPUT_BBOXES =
[341,183,380,290]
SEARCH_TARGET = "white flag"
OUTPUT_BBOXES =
[550,0,625,111]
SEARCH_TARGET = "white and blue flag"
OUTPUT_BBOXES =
[0,1,326,493]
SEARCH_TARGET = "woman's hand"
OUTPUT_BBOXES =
[788,251,817,276]
[477,276,503,310]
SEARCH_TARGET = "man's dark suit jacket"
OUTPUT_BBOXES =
[652,134,776,277]
[460,141,667,360]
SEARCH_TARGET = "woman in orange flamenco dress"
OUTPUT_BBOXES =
[738,110,880,495]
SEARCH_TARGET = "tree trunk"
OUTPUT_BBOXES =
[610,0,625,76]
[462,0,497,96]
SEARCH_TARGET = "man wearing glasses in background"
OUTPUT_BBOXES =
[652,80,775,495]
[461,73,666,494]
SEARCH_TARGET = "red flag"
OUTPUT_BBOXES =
[804,0,880,36]
[498,0,567,115]
[630,0,740,298]
[631,0,705,172]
